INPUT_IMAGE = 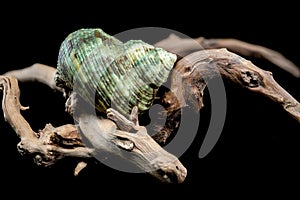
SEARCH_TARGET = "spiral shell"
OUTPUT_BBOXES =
[55,28,177,116]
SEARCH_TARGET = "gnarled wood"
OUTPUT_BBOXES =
[171,48,300,123]
[0,76,93,172]
[0,75,187,183]
[155,34,300,77]
[155,48,300,145]
[1,34,299,183]
[3,63,63,92]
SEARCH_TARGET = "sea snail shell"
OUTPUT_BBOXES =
[55,28,177,117]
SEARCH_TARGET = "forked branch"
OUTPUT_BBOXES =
[0,76,93,172]
[0,75,187,183]
[1,35,299,182]
[171,48,300,123]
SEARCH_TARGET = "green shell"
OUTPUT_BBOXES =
[55,28,177,117]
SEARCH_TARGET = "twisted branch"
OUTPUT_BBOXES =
[155,34,300,77]
[0,75,187,183]
[1,35,299,182]
[0,76,94,174]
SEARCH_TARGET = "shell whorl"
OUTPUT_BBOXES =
[55,28,177,116]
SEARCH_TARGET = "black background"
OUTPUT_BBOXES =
[1,1,299,198]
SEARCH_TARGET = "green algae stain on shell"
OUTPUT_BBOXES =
[55,28,177,116]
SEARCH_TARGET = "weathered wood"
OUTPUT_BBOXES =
[171,48,300,123]
[0,75,187,183]
[154,48,300,145]
[155,34,300,77]
[0,76,93,171]
[1,34,299,184]
[3,63,63,92]
[77,107,187,183]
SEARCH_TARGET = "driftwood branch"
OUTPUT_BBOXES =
[150,35,300,145]
[76,107,187,183]
[0,75,187,183]
[172,48,300,122]
[155,34,300,78]
[1,35,299,183]
[0,76,94,173]
[3,63,64,92]
[154,48,300,144]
